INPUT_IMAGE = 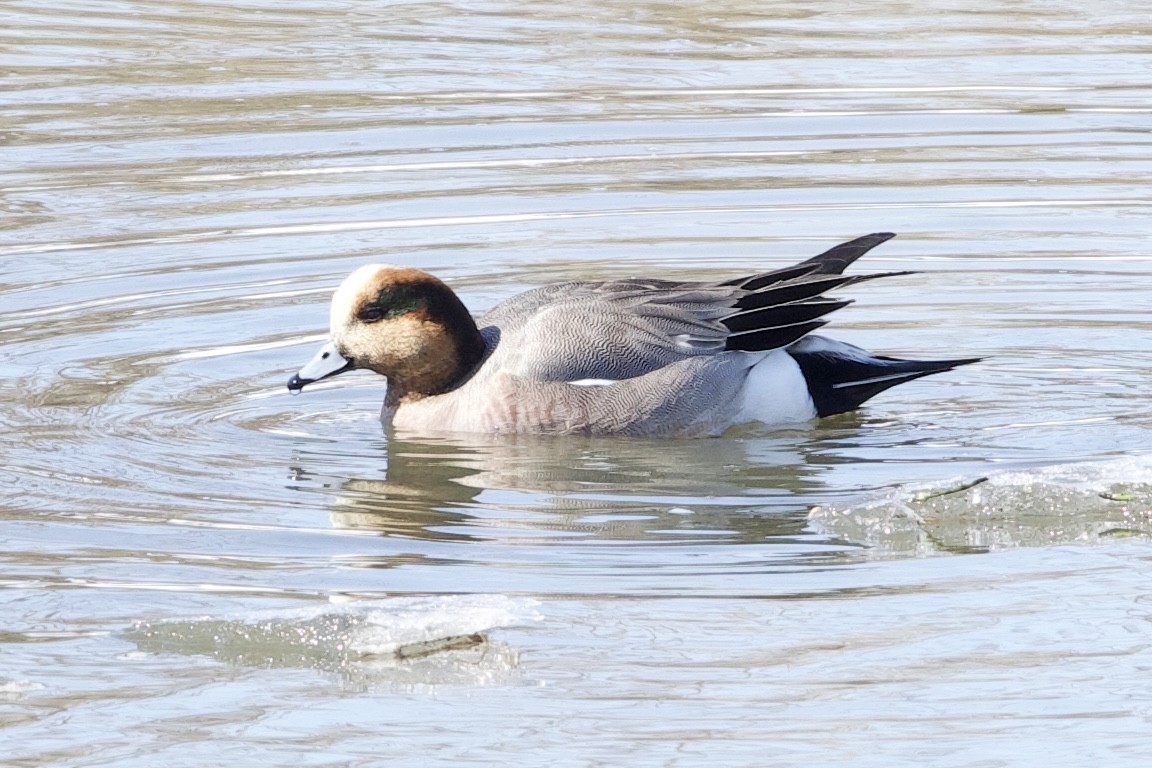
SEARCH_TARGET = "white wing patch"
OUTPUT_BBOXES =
[674,333,724,352]
[568,378,619,387]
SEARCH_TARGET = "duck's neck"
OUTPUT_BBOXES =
[385,316,487,407]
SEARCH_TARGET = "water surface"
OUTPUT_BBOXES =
[3,1,1152,765]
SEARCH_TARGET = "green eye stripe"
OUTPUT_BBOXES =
[357,285,425,322]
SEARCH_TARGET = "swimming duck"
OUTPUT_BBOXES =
[288,233,978,436]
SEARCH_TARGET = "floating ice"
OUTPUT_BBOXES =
[127,594,539,685]
[809,455,1152,557]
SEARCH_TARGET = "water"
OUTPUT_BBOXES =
[3,1,1152,765]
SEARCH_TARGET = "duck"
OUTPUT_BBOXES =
[287,232,979,436]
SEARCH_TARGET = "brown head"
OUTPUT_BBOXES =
[288,265,486,401]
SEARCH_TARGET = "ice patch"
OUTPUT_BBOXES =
[349,594,536,657]
[809,455,1152,557]
[127,595,539,685]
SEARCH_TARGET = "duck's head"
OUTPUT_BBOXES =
[287,265,485,401]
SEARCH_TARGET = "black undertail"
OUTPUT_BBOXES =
[789,345,981,417]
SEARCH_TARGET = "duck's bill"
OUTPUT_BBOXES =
[287,341,353,393]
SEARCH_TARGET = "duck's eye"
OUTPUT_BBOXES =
[357,305,385,322]
[356,284,425,323]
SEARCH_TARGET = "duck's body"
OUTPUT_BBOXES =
[289,233,978,436]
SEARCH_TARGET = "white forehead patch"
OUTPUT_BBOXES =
[329,263,401,331]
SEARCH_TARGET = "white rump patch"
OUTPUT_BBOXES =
[734,350,818,425]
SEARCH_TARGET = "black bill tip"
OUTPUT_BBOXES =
[287,372,312,394]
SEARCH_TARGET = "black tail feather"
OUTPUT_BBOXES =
[731,271,909,313]
[789,342,981,417]
[722,232,900,292]
[725,298,852,333]
[715,233,979,413]
[797,232,897,276]
[726,320,829,352]
[719,233,910,354]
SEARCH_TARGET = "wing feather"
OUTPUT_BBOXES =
[476,233,902,383]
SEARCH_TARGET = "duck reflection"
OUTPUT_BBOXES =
[290,427,854,545]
